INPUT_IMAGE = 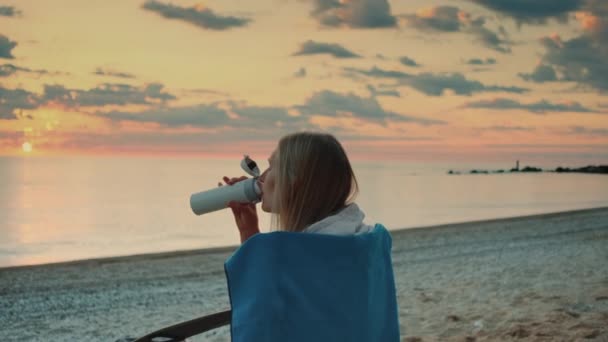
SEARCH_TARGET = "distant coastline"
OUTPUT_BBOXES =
[448,164,608,175]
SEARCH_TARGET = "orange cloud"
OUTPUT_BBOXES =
[575,11,603,32]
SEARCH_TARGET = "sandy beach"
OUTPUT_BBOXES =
[1,207,607,341]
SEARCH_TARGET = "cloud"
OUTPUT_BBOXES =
[0,86,40,120]
[521,34,608,92]
[93,68,136,79]
[0,34,17,59]
[344,66,411,79]
[490,0,608,92]
[375,53,388,60]
[34,130,287,155]
[344,66,528,96]
[464,98,598,114]
[96,101,312,131]
[468,20,512,53]
[296,90,444,125]
[0,5,21,17]
[292,40,361,58]
[0,130,22,141]
[467,0,584,25]
[229,103,312,130]
[0,64,51,77]
[2,82,179,119]
[567,125,608,136]
[399,56,420,67]
[518,64,557,82]
[484,125,535,132]
[294,67,307,78]
[540,1,608,92]
[367,84,400,98]
[408,73,525,96]
[43,83,176,107]
[401,6,465,32]
[310,0,397,28]
[180,88,230,97]
[97,89,443,129]
[142,1,251,31]
[401,6,512,53]
[102,104,231,127]
[466,58,497,65]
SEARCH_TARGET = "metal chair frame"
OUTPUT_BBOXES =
[133,310,231,342]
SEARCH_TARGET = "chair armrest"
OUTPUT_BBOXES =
[132,309,231,342]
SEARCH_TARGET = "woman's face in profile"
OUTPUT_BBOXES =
[259,150,276,213]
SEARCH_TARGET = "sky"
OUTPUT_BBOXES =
[1,0,607,165]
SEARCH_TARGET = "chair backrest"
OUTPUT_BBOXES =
[224,224,400,341]
[133,225,399,342]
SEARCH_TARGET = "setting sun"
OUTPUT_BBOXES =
[22,142,33,153]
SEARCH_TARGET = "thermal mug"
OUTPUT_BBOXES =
[190,178,262,215]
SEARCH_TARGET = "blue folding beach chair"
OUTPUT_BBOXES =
[133,224,400,342]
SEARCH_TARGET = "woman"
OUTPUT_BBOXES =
[222,131,374,242]
[220,132,400,342]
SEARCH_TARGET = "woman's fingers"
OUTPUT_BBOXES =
[232,176,247,183]
[222,176,237,186]
[222,175,248,186]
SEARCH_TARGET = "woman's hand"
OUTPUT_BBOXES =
[220,176,260,243]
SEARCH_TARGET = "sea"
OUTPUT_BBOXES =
[1,155,607,268]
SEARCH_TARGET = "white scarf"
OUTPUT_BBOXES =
[302,203,375,235]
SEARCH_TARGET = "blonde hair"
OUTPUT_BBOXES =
[271,132,359,232]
